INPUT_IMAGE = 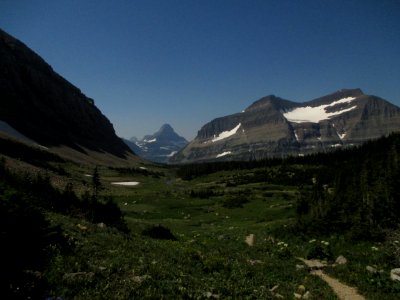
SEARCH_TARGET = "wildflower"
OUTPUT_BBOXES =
[394,240,399,244]
[309,239,316,243]
[321,241,329,246]
[371,246,379,251]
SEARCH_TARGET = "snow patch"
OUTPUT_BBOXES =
[139,167,147,170]
[283,97,357,123]
[216,151,232,158]
[294,131,299,142]
[167,151,177,157]
[144,138,157,143]
[338,132,346,140]
[212,123,241,142]
[111,182,140,186]
[330,144,342,148]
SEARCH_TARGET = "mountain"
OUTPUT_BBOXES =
[171,89,400,163]
[0,29,132,159]
[124,124,188,163]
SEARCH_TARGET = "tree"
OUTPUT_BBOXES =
[92,166,102,198]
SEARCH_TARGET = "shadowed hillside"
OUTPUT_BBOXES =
[0,29,132,158]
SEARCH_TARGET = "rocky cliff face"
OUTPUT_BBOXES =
[171,89,400,163]
[0,29,132,158]
[125,124,187,163]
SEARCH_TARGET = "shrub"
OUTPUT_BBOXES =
[142,225,177,241]
[306,241,333,261]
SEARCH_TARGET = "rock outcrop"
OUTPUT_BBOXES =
[171,89,400,163]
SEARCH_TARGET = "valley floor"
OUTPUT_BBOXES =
[41,164,399,299]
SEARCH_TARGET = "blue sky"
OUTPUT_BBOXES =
[1,0,399,140]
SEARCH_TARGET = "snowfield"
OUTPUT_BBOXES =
[283,97,357,123]
[212,123,241,142]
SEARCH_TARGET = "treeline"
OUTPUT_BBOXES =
[0,157,128,298]
[175,139,392,180]
[111,166,164,178]
[296,133,400,239]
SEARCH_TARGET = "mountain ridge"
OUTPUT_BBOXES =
[0,28,133,159]
[171,89,400,163]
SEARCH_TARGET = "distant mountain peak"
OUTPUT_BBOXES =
[155,124,175,136]
[124,124,188,163]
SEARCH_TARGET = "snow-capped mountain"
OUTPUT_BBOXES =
[124,124,188,163]
[171,89,400,163]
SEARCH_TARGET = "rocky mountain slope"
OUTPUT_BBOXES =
[171,89,400,163]
[125,124,187,163]
[0,29,132,159]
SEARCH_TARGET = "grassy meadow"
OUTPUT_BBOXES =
[39,162,399,299]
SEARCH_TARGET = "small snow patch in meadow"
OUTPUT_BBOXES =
[84,174,93,177]
[216,151,232,158]
[283,97,357,123]
[212,123,241,142]
[338,132,346,139]
[111,182,140,186]
[139,167,147,170]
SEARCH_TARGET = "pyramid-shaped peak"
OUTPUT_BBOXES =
[158,124,174,133]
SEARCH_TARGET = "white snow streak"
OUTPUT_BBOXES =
[167,151,177,157]
[294,131,299,142]
[212,123,241,142]
[216,151,232,158]
[283,97,357,123]
[144,138,157,143]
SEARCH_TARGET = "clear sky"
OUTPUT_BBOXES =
[1,0,399,140]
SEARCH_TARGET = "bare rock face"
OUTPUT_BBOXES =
[0,29,132,158]
[171,89,400,163]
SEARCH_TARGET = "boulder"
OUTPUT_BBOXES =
[245,234,255,246]
[390,268,400,281]
[335,255,347,265]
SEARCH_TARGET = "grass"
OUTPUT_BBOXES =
[3,156,399,299]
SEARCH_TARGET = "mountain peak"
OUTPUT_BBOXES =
[124,124,188,163]
[308,88,364,106]
[245,95,295,112]
[157,124,174,135]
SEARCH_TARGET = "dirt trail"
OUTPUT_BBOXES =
[298,258,365,300]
